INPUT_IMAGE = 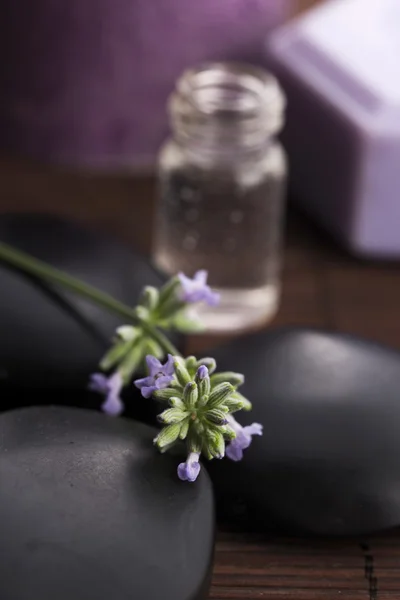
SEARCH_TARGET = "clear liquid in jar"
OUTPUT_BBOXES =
[153,167,285,332]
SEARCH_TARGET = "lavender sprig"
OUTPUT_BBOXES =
[89,271,220,412]
[87,270,263,482]
[135,355,262,482]
[0,239,264,483]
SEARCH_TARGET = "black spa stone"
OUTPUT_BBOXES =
[0,213,180,421]
[0,405,215,600]
[207,328,400,535]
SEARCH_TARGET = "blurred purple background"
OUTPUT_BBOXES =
[0,0,289,169]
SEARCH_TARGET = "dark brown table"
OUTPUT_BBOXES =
[2,157,400,599]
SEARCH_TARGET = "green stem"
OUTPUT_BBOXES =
[0,241,180,357]
[140,321,180,357]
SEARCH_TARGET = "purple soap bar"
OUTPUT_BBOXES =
[0,0,288,169]
[266,0,400,257]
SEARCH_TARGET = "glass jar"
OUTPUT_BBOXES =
[153,62,287,332]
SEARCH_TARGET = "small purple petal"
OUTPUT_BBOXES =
[134,376,160,398]
[155,375,174,389]
[178,272,193,288]
[89,372,124,417]
[88,373,109,394]
[236,429,252,450]
[196,365,208,380]
[225,442,244,462]
[134,354,175,398]
[164,354,176,376]
[139,385,157,399]
[177,452,201,482]
[206,290,221,307]
[244,423,263,437]
[178,270,220,307]
[194,270,207,285]
[226,419,263,462]
[146,355,163,376]
[134,375,153,389]
[102,393,124,416]
[135,378,172,398]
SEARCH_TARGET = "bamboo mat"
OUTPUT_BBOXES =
[211,530,400,599]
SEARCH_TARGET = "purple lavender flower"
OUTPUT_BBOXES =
[177,452,201,482]
[89,372,124,416]
[196,365,208,379]
[178,270,220,306]
[225,416,263,462]
[134,354,175,398]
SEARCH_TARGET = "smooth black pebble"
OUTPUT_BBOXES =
[0,213,179,422]
[207,328,400,535]
[0,405,214,600]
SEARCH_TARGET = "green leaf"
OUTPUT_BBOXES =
[196,357,216,374]
[158,408,188,424]
[142,338,164,360]
[157,300,183,322]
[208,382,234,409]
[187,430,202,454]
[133,305,150,321]
[139,286,159,311]
[224,397,245,412]
[158,276,181,305]
[183,382,198,409]
[210,371,245,388]
[197,394,209,408]
[205,408,229,425]
[169,379,182,389]
[174,359,191,387]
[185,355,198,373]
[231,391,252,411]
[119,342,146,382]
[154,423,181,449]
[208,430,225,458]
[193,420,205,436]
[221,425,237,440]
[197,373,211,398]
[171,310,205,333]
[169,396,185,410]
[157,277,183,319]
[179,419,190,440]
[201,442,214,460]
[115,326,141,342]
[99,340,132,371]
[156,441,178,454]
[153,388,180,402]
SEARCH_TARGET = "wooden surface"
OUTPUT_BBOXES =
[1,159,400,598]
[211,530,400,599]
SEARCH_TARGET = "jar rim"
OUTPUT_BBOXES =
[168,61,286,151]
[175,62,285,120]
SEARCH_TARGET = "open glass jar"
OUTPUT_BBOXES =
[153,62,287,332]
